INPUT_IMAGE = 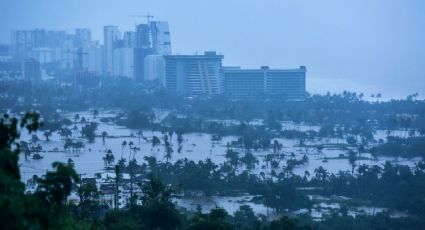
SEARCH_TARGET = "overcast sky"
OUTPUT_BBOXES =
[1,0,424,99]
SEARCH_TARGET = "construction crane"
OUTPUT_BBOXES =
[128,13,154,24]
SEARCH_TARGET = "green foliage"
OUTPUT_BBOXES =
[81,122,98,142]
[371,136,425,158]
[36,162,80,205]
[0,112,85,229]
[186,208,234,230]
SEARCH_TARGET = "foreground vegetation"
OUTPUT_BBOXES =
[3,113,425,229]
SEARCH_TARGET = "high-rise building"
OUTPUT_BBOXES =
[22,58,41,81]
[149,21,171,55]
[31,29,47,48]
[11,30,33,60]
[0,45,10,62]
[224,66,306,100]
[144,55,165,82]
[31,47,58,65]
[103,26,120,75]
[113,47,134,78]
[85,41,103,75]
[135,24,150,49]
[11,29,71,62]
[75,28,92,47]
[123,31,136,48]
[133,48,154,81]
[164,51,223,96]
[45,31,67,49]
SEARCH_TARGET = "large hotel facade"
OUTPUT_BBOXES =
[163,52,306,100]
[224,66,306,100]
[164,51,223,96]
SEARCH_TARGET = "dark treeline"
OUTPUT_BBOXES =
[1,78,425,133]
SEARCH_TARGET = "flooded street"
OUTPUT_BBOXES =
[17,109,420,219]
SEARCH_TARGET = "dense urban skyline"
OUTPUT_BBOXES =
[1,0,425,98]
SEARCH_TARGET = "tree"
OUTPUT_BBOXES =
[93,109,99,119]
[36,162,80,205]
[225,149,240,169]
[43,130,52,142]
[240,152,258,171]
[77,182,98,203]
[152,136,161,147]
[74,114,80,123]
[133,175,182,230]
[121,140,127,159]
[314,166,329,182]
[348,149,357,175]
[233,205,260,230]
[177,132,184,145]
[59,127,72,139]
[101,131,108,143]
[103,149,115,168]
[270,216,302,230]
[186,208,234,230]
[81,122,97,142]
[31,134,39,146]
[137,130,143,144]
[0,112,87,229]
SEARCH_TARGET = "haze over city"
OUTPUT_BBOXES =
[1,0,425,98]
[2,1,425,229]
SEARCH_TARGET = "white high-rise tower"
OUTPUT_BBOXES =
[103,26,120,75]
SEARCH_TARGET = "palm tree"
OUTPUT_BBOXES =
[24,148,31,160]
[303,170,310,181]
[348,150,357,175]
[93,109,99,119]
[104,149,115,167]
[152,136,161,147]
[103,150,115,168]
[121,140,127,159]
[118,158,126,170]
[241,152,258,172]
[59,127,72,140]
[263,154,274,177]
[31,134,39,146]
[128,141,134,159]
[137,130,143,144]
[43,131,52,142]
[101,131,108,144]
[102,156,108,168]
[131,146,140,160]
[177,133,184,145]
[74,141,84,151]
[74,114,80,123]
[164,144,173,163]
[314,166,329,182]
[302,155,309,164]
[67,158,75,167]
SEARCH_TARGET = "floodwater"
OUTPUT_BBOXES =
[18,109,420,218]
